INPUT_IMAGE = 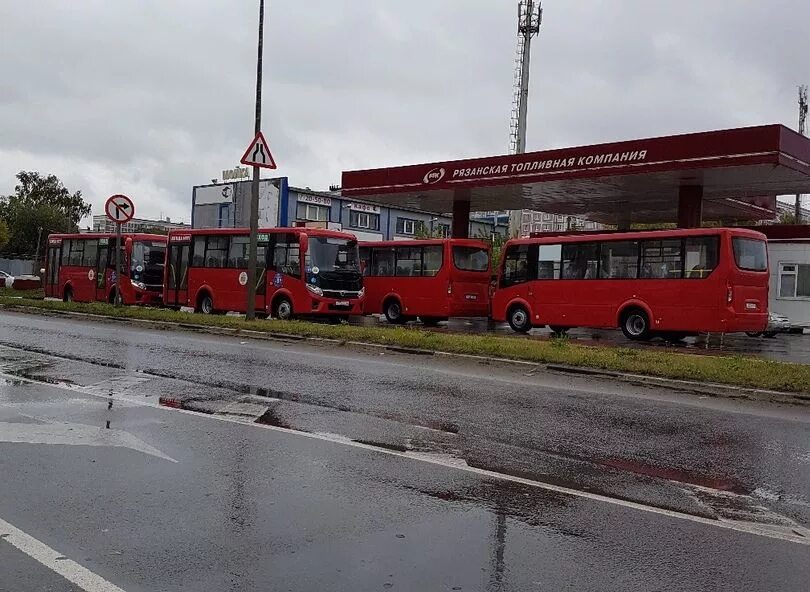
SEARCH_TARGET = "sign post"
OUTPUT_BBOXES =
[104,194,135,307]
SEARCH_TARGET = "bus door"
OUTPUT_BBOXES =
[94,239,109,301]
[44,242,62,298]
[267,233,301,310]
[255,237,268,313]
[167,240,190,307]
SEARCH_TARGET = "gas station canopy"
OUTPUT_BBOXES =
[341,124,810,231]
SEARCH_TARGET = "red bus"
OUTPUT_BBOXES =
[358,239,491,325]
[491,227,769,339]
[44,233,167,305]
[164,227,364,320]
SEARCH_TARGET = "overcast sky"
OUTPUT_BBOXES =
[0,0,806,225]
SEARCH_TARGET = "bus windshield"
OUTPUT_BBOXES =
[132,241,166,270]
[452,246,489,272]
[307,237,360,273]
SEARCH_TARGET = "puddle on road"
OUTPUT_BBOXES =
[598,457,748,495]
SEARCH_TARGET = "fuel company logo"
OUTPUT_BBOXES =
[423,167,446,184]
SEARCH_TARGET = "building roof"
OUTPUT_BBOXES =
[341,124,810,225]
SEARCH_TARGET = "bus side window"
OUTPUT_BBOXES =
[84,240,98,269]
[501,245,529,287]
[422,246,443,277]
[537,244,562,279]
[685,236,719,279]
[373,249,394,277]
[61,240,72,266]
[359,248,371,276]
[192,237,206,267]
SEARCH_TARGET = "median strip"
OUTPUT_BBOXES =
[2,294,810,396]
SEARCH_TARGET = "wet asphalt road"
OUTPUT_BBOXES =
[0,311,809,591]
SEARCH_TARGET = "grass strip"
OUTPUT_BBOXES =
[2,295,809,394]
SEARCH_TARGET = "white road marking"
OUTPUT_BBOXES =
[2,369,809,546]
[0,420,177,463]
[0,516,128,592]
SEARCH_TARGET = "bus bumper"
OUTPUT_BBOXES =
[721,310,768,333]
[308,297,363,316]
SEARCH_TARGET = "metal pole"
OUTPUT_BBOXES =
[246,0,265,320]
[33,226,43,275]
[795,85,808,224]
[115,222,121,307]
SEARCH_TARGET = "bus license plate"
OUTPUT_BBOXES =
[336,300,350,307]
[465,294,478,300]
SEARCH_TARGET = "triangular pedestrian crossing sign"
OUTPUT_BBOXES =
[240,131,277,169]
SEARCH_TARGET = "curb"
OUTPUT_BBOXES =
[2,303,808,406]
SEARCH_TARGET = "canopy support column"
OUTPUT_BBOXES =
[678,185,704,228]
[452,191,471,238]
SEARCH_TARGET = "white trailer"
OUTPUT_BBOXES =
[767,239,810,329]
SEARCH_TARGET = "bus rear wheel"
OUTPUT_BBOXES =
[507,305,532,333]
[621,308,651,341]
[273,296,293,321]
[384,299,405,324]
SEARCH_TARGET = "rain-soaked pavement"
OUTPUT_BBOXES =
[0,311,808,591]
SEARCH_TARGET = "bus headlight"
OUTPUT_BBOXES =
[306,284,323,296]
[131,280,146,291]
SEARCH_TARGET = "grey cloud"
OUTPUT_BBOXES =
[0,0,807,222]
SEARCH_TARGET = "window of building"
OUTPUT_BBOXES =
[297,202,329,222]
[501,245,529,287]
[779,264,810,298]
[600,241,639,279]
[537,244,562,279]
[554,224,564,231]
[640,239,682,279]
[543,213,552,221]
[521,224,530,234]
[556,215,565,222]
[522,213,531,223]
[562,243,599,279]
[437,224,451,238]
[218,204,231,228]
[542,224,552,231]
[533,223,542,232]
[396,217,423,236]
[684,236,719,279]
[533,213,542,222]
[349,210,380,231]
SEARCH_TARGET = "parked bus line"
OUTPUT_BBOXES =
[44,233,167,305]
[163,227,364,321]
[358,239,491,325]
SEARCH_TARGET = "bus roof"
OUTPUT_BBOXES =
[48,233,168,241]
[165,227,358,241]
[359,238,490,249]
[510,226,767,246]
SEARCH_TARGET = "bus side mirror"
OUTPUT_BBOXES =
[299,234,308,254]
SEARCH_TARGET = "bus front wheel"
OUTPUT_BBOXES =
[621,308,651,341]
[273,297,293,321]
[197,293,214,314]
[507,305,532,333]
[384,299,405,324]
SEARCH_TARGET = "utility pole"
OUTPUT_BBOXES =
[246,0,265,320]
[795,85,808,223]
[507,1,543,237]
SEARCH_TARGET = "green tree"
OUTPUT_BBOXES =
[779,211,797,224]
[0,220,8,251]
[0,171,90,256]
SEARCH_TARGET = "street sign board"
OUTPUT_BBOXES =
[104,194,135,224]
[240,131,277,169]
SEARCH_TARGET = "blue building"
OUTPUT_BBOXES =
[191,177,507,240]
